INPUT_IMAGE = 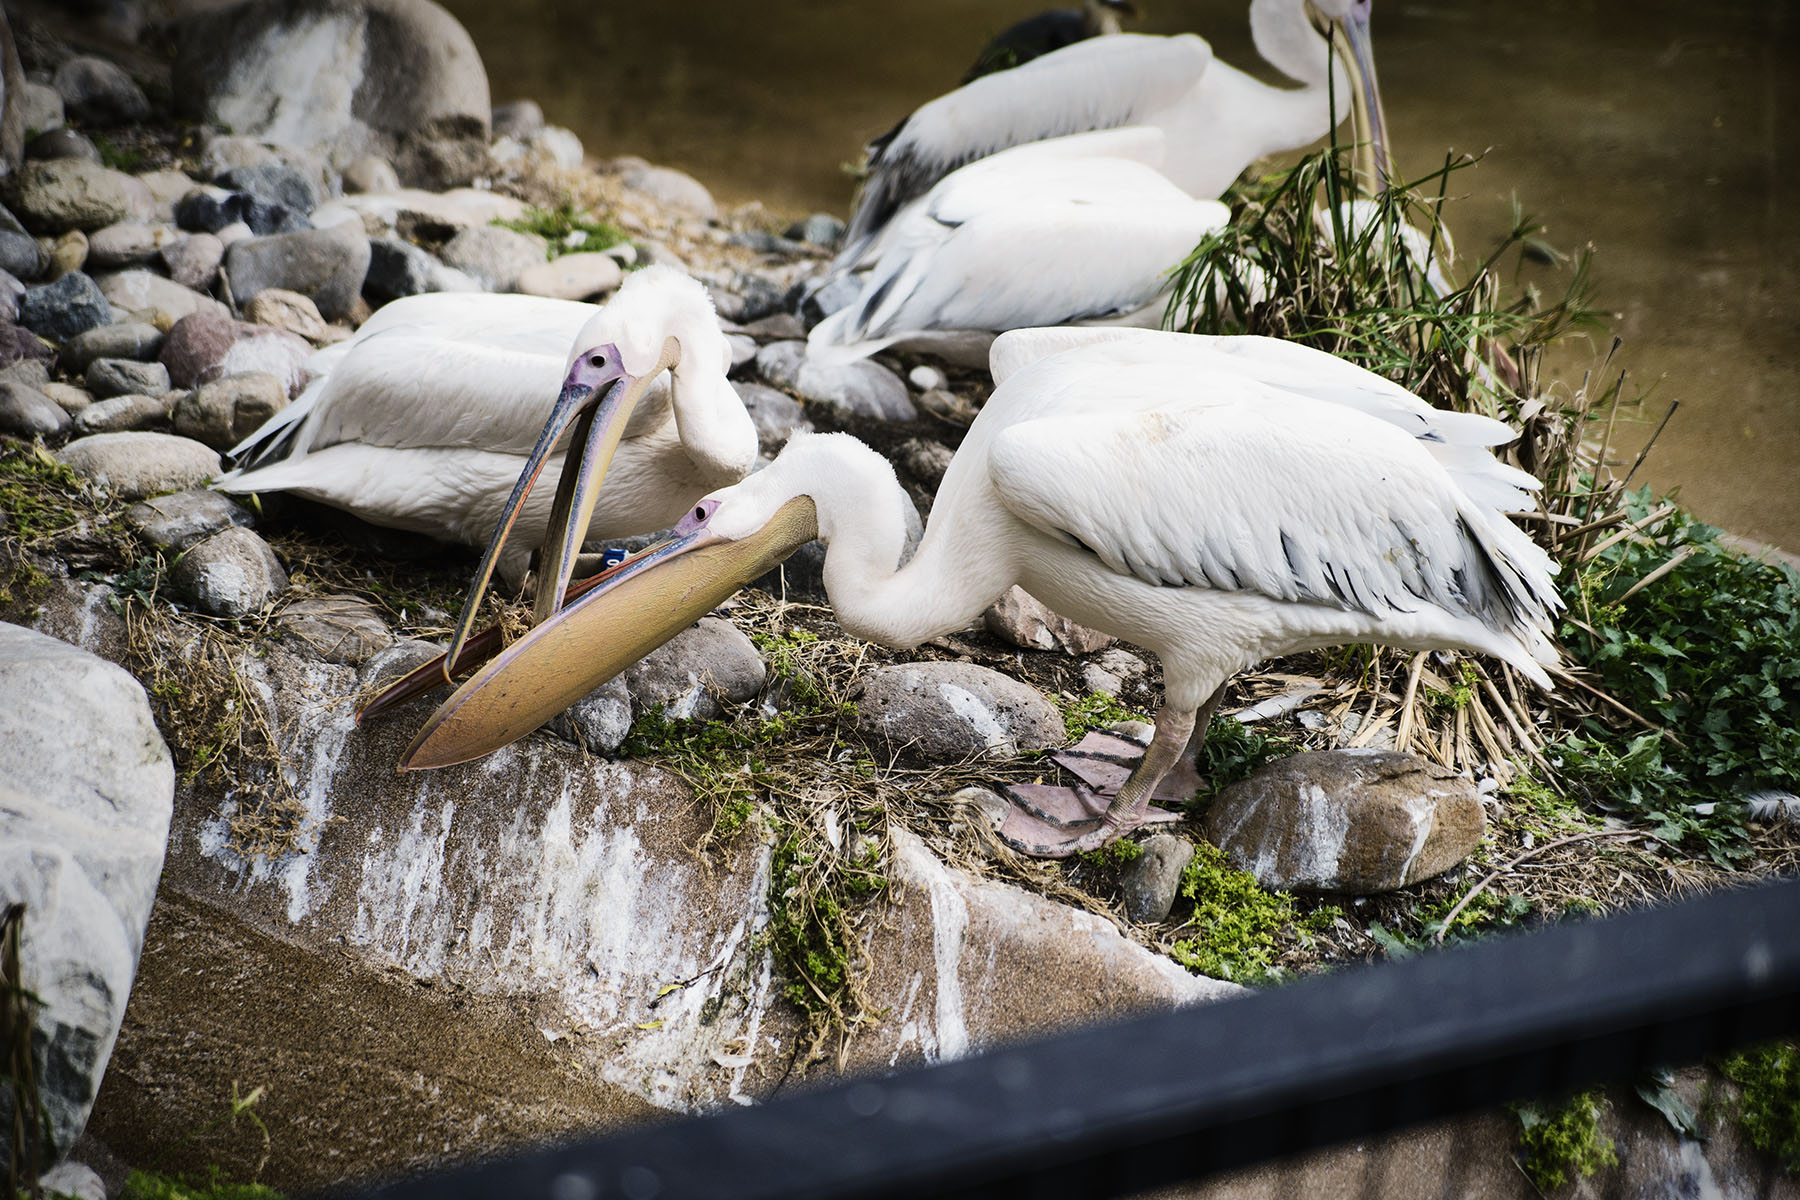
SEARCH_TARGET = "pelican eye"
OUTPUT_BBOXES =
[694,505,707,520]
[588,352,607,368]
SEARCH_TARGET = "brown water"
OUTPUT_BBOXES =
[441,0,1800,551]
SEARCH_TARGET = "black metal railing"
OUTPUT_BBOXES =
[330,876,1800,1200]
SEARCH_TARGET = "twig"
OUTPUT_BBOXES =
[1394,652,1428,753]
[1615,545,1697,604]
[1433,829,1642,942]
[1545,665,1688,749]
[1580,503,1679,564]
[1619,399,1681,492]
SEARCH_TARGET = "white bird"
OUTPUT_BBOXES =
[807,128,1230,364]
[837,0,1390,276]
[216,267,757,599]
[389,327,1560,860]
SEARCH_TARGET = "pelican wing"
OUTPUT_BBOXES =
[842,34,1212,267]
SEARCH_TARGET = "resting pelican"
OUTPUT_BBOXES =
[379,327,1559,858]
[962,0,1140,83]
[807,128,1230,364]
[216,267,756,592]
[838,0,1391,275]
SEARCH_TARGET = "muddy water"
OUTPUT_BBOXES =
[441,0,1800,551]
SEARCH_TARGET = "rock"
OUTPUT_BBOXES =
[854,661,1065,762]
[5,160,137,233]
[194,133,282,177]
[615,158,717,221]
[515,252,622,301]
[623,618,767,721]
[339,187,526,238]
[437,224,546,292]
[729,273,787,322]
[134,169,196,221]
[94,269,228,324]
[735,381,812,452]
[160,311,311,394]
[214,164,318,216]
[19,81,62,137]
[547,674,633,754]
[1120,834,1196,924]
[276,595,395,665]
[20,271,111,341]
[0,357,46,390]
[725,332,757,374]
[893,436,954,489]
[915,387,978,425]
[951,784,1013,832]
[754,339,805,390]
[173,372,289,449]
[73,392,171,436]
[169,525,288,617]
[0,270,19,323]
[0,623,173,1161]
[85,357,170,400]
[341,155,400,195]
[223,224,370,321]
[85,221,174,270]
[124,488,252,553]
[1083,648,1151,699]
[158,232,224,291]
[908,364,947,392]
[52,55,150,125]
[173,0,492,189]
[797,271,861,327]
[58,321,163,374]
[362,236,479,303]
[244,288,330,343]
[528,126,584,169]
[49,229,88,278]
[0,229,46,279]
[491,99,544,140]
[57,431,221,500]
[740,311,806,342]
[0,378,69,437]
[24,127,100,164]
[983,586,1117,655]
[785,213,845,247]
[796,357,918,422]
[40,382,91,414]
[0,321,54,365]
[1202,749,1486,894]
[37,1162,104,1200]
[174,185,309,237]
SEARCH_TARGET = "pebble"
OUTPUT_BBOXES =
[173,372,289,449]
[59,321,164,374]
[915,387,978,425]
[85,358,171,400]
[74,393,172,436]
[20,271,113,341]
[725,333,758,375]
[341,155,401,195]
[1120,834,1196,924]
[95,268,228,324]
[276,595,395,665]
[734,381,813,452]
[623,618,768,721]
[37,1163,104,1200]
[243,288,330,343]
[437,224,547,292]
[514,251,622,300]
[19,82,64,136]
[0,231,48,280]
[57,431,221,500]
[214,164,319,216]
[7,160,139,233]
[49,230,89,278]
[41,382,92,414]
[730,273,787,322]
[0,324,55,367]
[754,339,805,390]
[24,128,100,164]
[170,525,288,617]
[124,489,253,553]
[223,223,370,321]
[491,99,545,140]
[0,380,70,438]
[0,271,21,324]
[907,364,947,392]
[159,232,225,291]
[615,158,717,221]
[363,236,480,304]
[785,213,845,247]
[853,661,1065,762]
[548,675,633,754]
[951,785,1013,833]
[52,55,151,124]
[797,272,861,327]
[530,127,585,170]
[983,586,1116,655]
[796,357,918,422]
[85,221,172,270]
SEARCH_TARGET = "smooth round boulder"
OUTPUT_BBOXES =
[853,661,1065,762]
[623,617,767,721]
[5,160,138,233]
[57,431,221,500]
[124,488,254,553]
[0,379,69,437]
[223,223,370,321]
[52,55,150,125]
[73,393,172,436]
[173,371,289,449]
[20,271,112,341]
[169,525,288,617]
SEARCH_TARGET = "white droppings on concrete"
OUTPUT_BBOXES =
[888,971,930,1067]
[1394,792,1438,885]
[933,681,1011,756]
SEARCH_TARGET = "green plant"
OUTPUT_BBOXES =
[495,204,632,261]
[1167,841,1334,983]
[1194,716,1295,793]
[1056,690,1146,741]
[1514,1089,1619,1190]
[123,1167,282,1200]
[0,443,89,543]
[1720,1042,1800,1171]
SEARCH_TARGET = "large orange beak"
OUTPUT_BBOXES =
[398,495,820,771]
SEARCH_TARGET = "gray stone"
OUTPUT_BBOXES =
[40,382,91,415]
[124,488,253,553]
[224,223,370,321]
[159,232,224,291]
[175,185,306,237]
[624,617,767,721]
[983,586,1116,655]
[728,272,787,321]
[24,127,99,165]
[0,379,69,437]
[214,164,318,216]
[796,356,918,423]
[754,339,805,390]
[20,271,111,341]
[725,332,757,374]
[0,322,54,366]
[854,661,1065,762]
[785,213,845,248]
[57,431,221,500]
[173,372,289,449]
[73,393,171,436]
[528,126,584,169]
[276,595,395,665]
[615,158,717,221]
[1202,749,1487,894]
[170,525,288,617]
[52,56,150,125]
[0,230,46,280]
[173,0,492,189]
[0,358,47,390]
[94,269,227,324]
[19,81,62,138]
[0,623,173,1161]
[438,224,546,293]
[5,160,137,233]
[37,1162,104,1200]
[491,99,544,140]
[908,364,947,392]
[547,674,633,754]
[1120,834,1196,924]
[86,357,170,400]
[362,236,480,303]
[134,169,197,222]
[244,288,330,343]
[740,311,806,341]
[341,155,400,195]
[915,387,979,425]
[798,271,861,327]
[59,321,164,374]
[161,311,314,394]
[0,270,19,324]
[515,252,622,301]
[735,381,812,452]
[85,221,173,270]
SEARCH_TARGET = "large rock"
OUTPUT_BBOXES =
[94,269,228,324]
[624,617,767,721]
[515,252,622,301]
[57,431,221,500]
[797,357,917,422]
[437,224,545,293]
[854,661,1065,761]
[362,235,479,304]
[4,160,138,233]
[160,311,311,395]
[169,525,288,617]
[614,158,717,221]
[0,623,173,1162]
[58,321,163,375]
[0,378,68,437]
[20,271,111,341]
[223,223,370,321]
[213,163,319,216]
[1202,749,1486,894]
[983,585,1117,655]
[51,56,150,125]
[173,0,492,187]
[172,371,289,448]
[123,488,253,553]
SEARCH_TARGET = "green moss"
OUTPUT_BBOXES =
[1167,841,1334,983]
[91,134,147,173]
[0,443,88,542]
[1514,1090,1619,1191]
[123,1167,282,1200]
[1194,716,1296,794]
[1057,690,1147,741]
[1721,1042,1800,1171]
[494,204,632,261]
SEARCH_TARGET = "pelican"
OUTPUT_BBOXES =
[216,267,757,594]
[377,327,1560,858]
[962,0,1140,83]
[807,128,1230,364]
[837,0,1391,276]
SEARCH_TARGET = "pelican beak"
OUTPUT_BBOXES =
[399,495,820,771]
[441,335,682,680]
[1327,5,1392,191]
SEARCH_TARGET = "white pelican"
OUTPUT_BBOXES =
[380,327,1559,858]
[807,128,1230,364]
[837,0,1391,275]
[962,0,1140,83]
[216,267,757,604]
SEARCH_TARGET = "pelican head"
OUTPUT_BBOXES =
[1304,0,1390,188]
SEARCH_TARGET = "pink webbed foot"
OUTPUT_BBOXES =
[995,786,1181,859]
[1051,732,1206,805]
